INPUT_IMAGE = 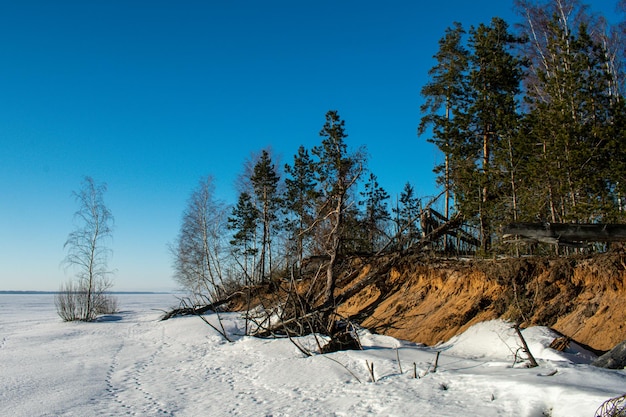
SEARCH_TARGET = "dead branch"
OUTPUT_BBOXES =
[514,323,539,368]
[160,292,239,321]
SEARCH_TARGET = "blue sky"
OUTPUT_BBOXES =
[0,1,620,291]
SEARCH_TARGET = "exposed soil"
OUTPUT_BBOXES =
[333,252,626,352]
[231,251,626,353]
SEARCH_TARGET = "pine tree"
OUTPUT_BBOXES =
[284,145,318,266]
[422,18,524,252]
[312,110,365,305]
[518,0,624,223]
[360,173,390,252]
[392,182,422,250]
[228,191,258,283]
[250,150,281,281]
[464,17,525,250]
[419,22,469,225]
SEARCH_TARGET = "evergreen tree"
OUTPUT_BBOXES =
[250,150,281,281]
[284,145,318,266]
[422,18,524,252]
[312,110,365,305]
[463,17,525,250]
[228,191,258,282]
[518,0,624,223]
[360,172,390,252]
[392,182,422,250]
[419,22,469,224]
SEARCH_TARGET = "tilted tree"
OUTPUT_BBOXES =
[58,176,115,321]
[312,110,365,306]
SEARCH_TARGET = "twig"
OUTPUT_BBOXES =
[321,355,362,383]
[432,351,441,373]
[366,360,376,382]
[285,331,312,357]
[196,312,233,343]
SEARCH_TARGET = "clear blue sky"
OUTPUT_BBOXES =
[0,1,620,291]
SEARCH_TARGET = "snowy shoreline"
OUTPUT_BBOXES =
[1,293,624,416]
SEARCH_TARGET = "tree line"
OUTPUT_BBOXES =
[59,0,626,320]
[170,110,423,304]
[420,0,626,252]
[171,0,626,301]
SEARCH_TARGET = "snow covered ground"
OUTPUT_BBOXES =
[1,293,624,417]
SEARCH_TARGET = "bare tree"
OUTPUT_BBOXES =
[171,175,229,302]
[57,176,115,321]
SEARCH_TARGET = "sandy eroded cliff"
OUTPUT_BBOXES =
[334,252,626,352]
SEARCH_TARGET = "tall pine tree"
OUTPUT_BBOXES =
[419,22,469,225]
[464,17,525,250]
[312,110,365,305]
[250,150,281,281]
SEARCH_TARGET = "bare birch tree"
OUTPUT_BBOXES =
[172,176,229,302]
[57,176,115,321]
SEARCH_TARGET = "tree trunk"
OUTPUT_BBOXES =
[514,324,538,368]
[323,192,344,306]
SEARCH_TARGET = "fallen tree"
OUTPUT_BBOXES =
[160,292,239,321]
[503,222,626,247]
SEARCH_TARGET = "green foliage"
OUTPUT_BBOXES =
[312,110,366,255]
[392,182,422,250]
[360,172,391,252]
[228,191,259,282]
[171,1,626,280]
[522,15,623,224]
[420,2,626,254]
[283,145,319,264]
[250,150,281,281]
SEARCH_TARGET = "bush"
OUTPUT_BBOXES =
[55,281,88,321]
[55,281,118,321]
[93,292,119,315]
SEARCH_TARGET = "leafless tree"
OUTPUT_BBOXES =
[171,175,229,303]
[57,176,115,321]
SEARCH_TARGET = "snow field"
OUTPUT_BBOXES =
[0,294,624,417]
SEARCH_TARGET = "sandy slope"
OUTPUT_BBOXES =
[1,294,624,417]
[333,253,626,352]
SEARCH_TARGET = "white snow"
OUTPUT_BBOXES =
[1,293,624,417]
